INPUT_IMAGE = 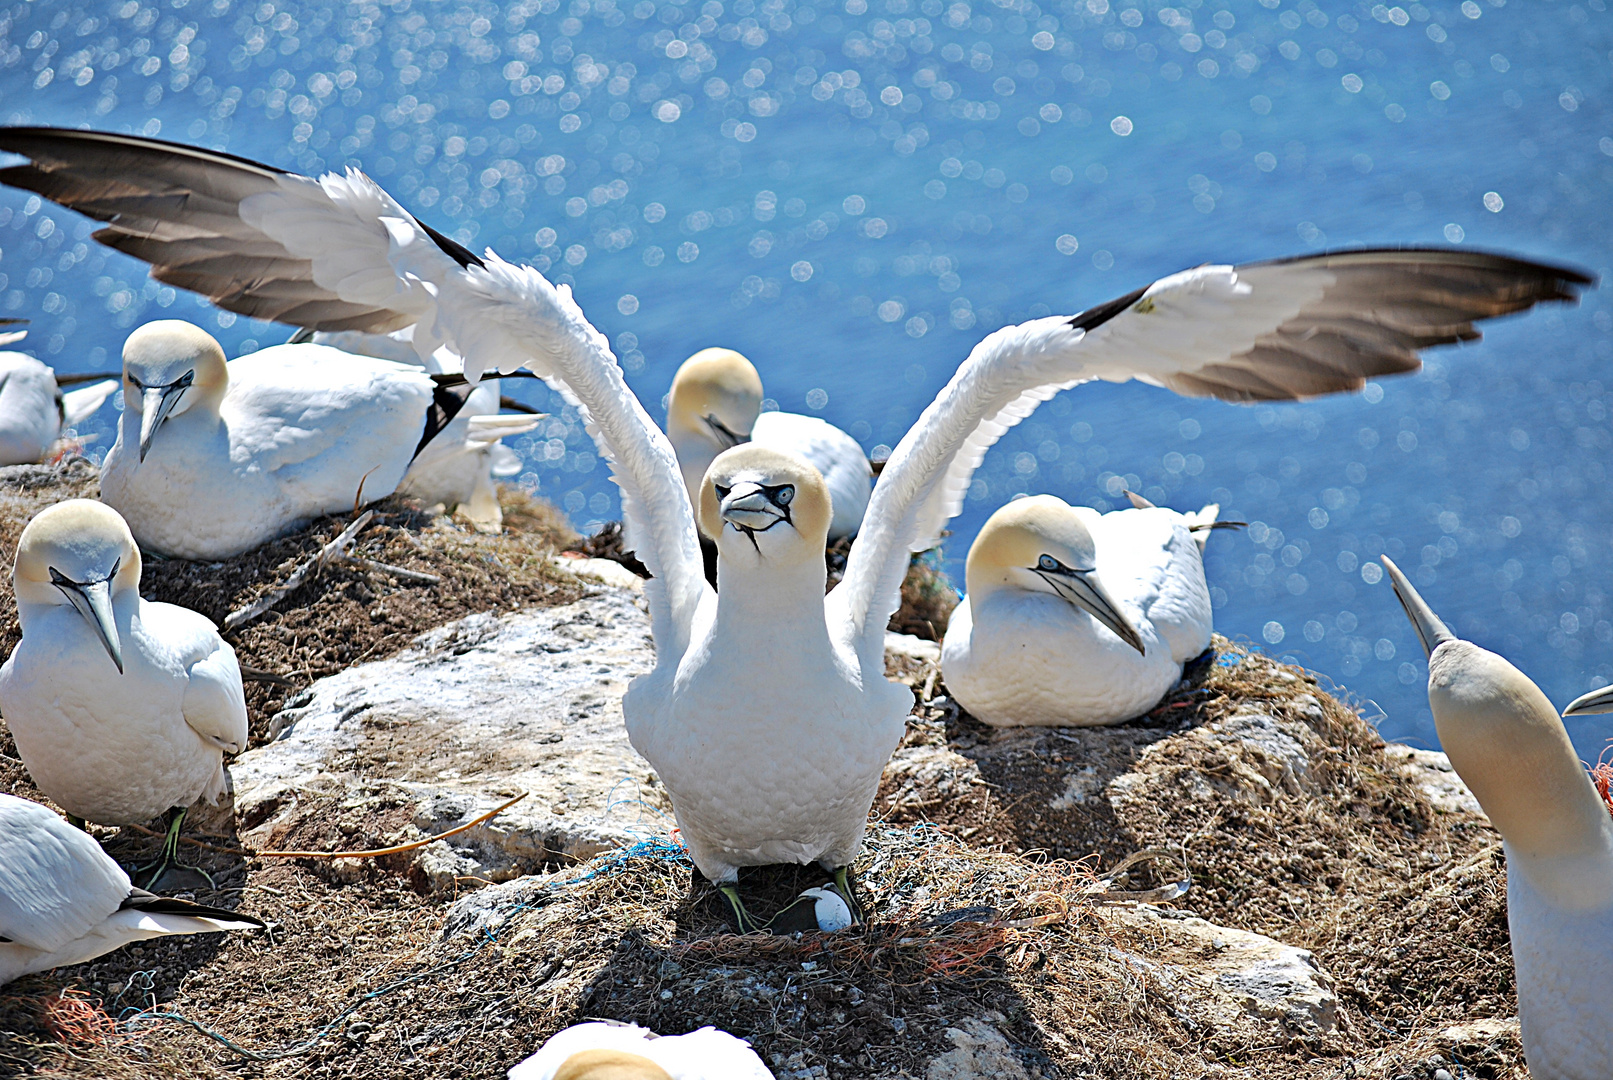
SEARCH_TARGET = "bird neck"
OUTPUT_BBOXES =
[710,553,832,648]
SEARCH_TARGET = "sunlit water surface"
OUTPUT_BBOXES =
[1,0,1610,754]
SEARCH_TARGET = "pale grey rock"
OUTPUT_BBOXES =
[1103,904,1338,1037]
[924,1017,1032,1080]
[1384,744,1487,819]
[228,590,669,889]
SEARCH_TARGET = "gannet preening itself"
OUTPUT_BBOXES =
[0,500,248,890]
[0,793,263,986]
[1383,557,1613,1080]
[668,348,872,540]
[941,493,1223,726]
[0,127,1589,927]
[0,331,118,465]
[100,321,498,559]
[290,325,540,530]
[509,1021,774,1080]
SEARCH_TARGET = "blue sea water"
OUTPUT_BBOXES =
[0,0,1608,754]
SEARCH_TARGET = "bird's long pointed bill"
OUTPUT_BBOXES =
[1563,685,1613,717]
[65,579,123,673]
[1381,555,1454,658]
[138,385,183,462]
[1047,570,1146,655]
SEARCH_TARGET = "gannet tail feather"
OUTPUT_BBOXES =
[119,889,266,932]
[1183,503,1221,552]
[59,380,119,427]
[836,249,1590,665]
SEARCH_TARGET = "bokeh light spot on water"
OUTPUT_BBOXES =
[2,0,1609,755]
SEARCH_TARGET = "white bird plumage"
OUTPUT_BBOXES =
[508,1021,773,1080]
[0,127,1585,924]
[0,499,248,887]
[941,494,1218,726]
[101,320,467,559]
[0,332,117,466]
[1384,557,1613,1080]
[0,793,263,986]
[301,325,541,529]
[666,348,871,540]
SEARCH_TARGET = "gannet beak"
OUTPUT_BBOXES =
[719,482,791,531]
[1563,685,1613,717]
[705,414,751,449]
[1035,565,1146,655]
[50,567,123,674]
[1381,555,1455,658]
[137,372,193,462]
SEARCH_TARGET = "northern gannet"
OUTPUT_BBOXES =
[0,127,1589,928]
[0,499,248,889]
[1383,557,1613,1080]
[941,493,1222,726]
[0,330,117,465]
[0,792,263,985]
[292,325,540,530]
[100,320,492,559]
[668,348,872,540]
[509,1021,773,1080]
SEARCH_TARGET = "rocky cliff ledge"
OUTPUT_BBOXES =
[0,464,1519,1080]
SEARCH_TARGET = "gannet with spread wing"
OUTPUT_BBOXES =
[0,127,1589,926]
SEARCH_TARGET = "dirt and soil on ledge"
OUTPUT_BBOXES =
[0,462,1521,1079]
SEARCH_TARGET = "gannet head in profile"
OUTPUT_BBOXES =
[548,1049,672,1080]
[1383,556,1612,882]
[699,444,831,572]
[13,499,141,674]
[121,320,228,462]
[668,348,764,452]
[965,495,1145,655]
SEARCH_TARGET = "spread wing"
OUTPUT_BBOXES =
[833,250,1591,668]
[0,126,476,334]
[0,794,129,951]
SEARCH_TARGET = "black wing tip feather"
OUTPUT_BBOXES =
[0,125,292,179]
[1246,244,1596,290]
[121,888,267,928]
[1069,284,1149,332]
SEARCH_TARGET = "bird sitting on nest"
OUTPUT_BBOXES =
[0,325,118,466]
[0,500,248,890]
[1384,557,1613,1080]
[941,491,1232,726]
[509,1021,774,1080]
[666,347,872,542]
[0,125,1589,932]
[0,792,263,986]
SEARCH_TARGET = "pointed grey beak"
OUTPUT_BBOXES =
[50,567,123,674]
[1563,685,1613,717]
[719,483,785,531]
[1035,565,1146,655]
[137,372,194,462]
[1381,555,1455,658]
[705,414,751,450]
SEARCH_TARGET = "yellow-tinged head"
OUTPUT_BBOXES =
[668,348,764,449]
[551,1049,673,1080]
[122,320,229,462]
[1383,556,1611,876]
[699,443,831,570]
[13,499,141,673]
[965,495,1145,654]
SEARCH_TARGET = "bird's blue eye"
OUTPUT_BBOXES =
[714,484,731,500]
[1038,554,1059,571]
[774,484,794,506]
